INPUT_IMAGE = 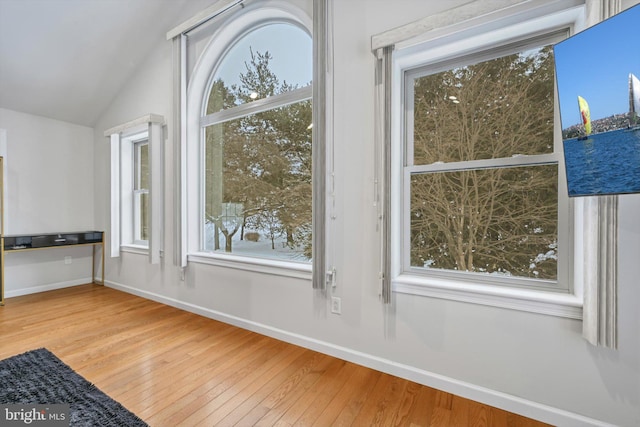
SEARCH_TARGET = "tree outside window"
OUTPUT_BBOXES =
[202,25,312,262]
[408,45,560,282]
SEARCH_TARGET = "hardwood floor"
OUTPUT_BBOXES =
[0,285,551,426]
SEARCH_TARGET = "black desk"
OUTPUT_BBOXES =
[1,231,104,305]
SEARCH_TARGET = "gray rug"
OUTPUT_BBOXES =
[0,348,148,426]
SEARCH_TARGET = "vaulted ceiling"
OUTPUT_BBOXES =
[0,0,201,127]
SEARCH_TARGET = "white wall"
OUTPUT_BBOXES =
[92,1,640,426]
[0,108,95,296]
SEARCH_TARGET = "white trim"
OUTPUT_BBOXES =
[103,114,164,137]
[105,279,613,427]
[188,252,312,280]
[371,0,584,51]
[0,129,9,233]
[392,6,584,75]
[148,121,164,265]
[394,274,582,319]
[581,195,618,347]
[120,244,149,256]
[107,115,164,264]
[109,133,121,258]
[4,278,92,298]
[166,0,244,40]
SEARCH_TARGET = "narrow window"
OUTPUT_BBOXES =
[106,115,163,259]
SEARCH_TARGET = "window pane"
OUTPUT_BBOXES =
[135,142,149,190]
[206,24,312,114]
[133,140,149,245]
[135,191,149,242]
[203,100,312,262]
[413,46,555,165]
[410,165,558,280]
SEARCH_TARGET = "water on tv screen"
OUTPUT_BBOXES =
[554,4,640,197]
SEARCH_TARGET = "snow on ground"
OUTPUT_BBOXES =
[203,223,310,262]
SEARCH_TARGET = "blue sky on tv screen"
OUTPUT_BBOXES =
[554,4,640,129]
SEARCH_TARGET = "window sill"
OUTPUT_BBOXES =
[120,244,149,256]
[188,252,312,280]
[393,274,582,319]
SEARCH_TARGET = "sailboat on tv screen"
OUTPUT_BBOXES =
[577,95,591,140]
[629,73,640,129]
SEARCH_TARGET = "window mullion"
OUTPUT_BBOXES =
[407,153,559,174]
[200,85,312,128]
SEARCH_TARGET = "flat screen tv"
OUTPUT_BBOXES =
[554,4,640,197]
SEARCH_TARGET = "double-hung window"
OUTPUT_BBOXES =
[106,114,164,261]
[117,130,150,251]
[405,36,566,289]
[385,3,586,317]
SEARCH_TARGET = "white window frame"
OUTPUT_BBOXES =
[106,114,164,262]
[119,131,150,252]
[402,32,568,292]
[388,2,587,319]
[183,2,315,279]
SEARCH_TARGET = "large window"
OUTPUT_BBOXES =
[201,24,312,262]
[182,2,317,277]
[404,39,566,291]
[384,4,586,316]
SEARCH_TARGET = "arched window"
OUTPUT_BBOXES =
[202,23,312,261]
[183,3,316,274]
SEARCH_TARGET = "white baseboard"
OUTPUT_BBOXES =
[105,280,614,427]
[4,278,92,298]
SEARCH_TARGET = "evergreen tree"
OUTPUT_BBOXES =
[203,49,312,257]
